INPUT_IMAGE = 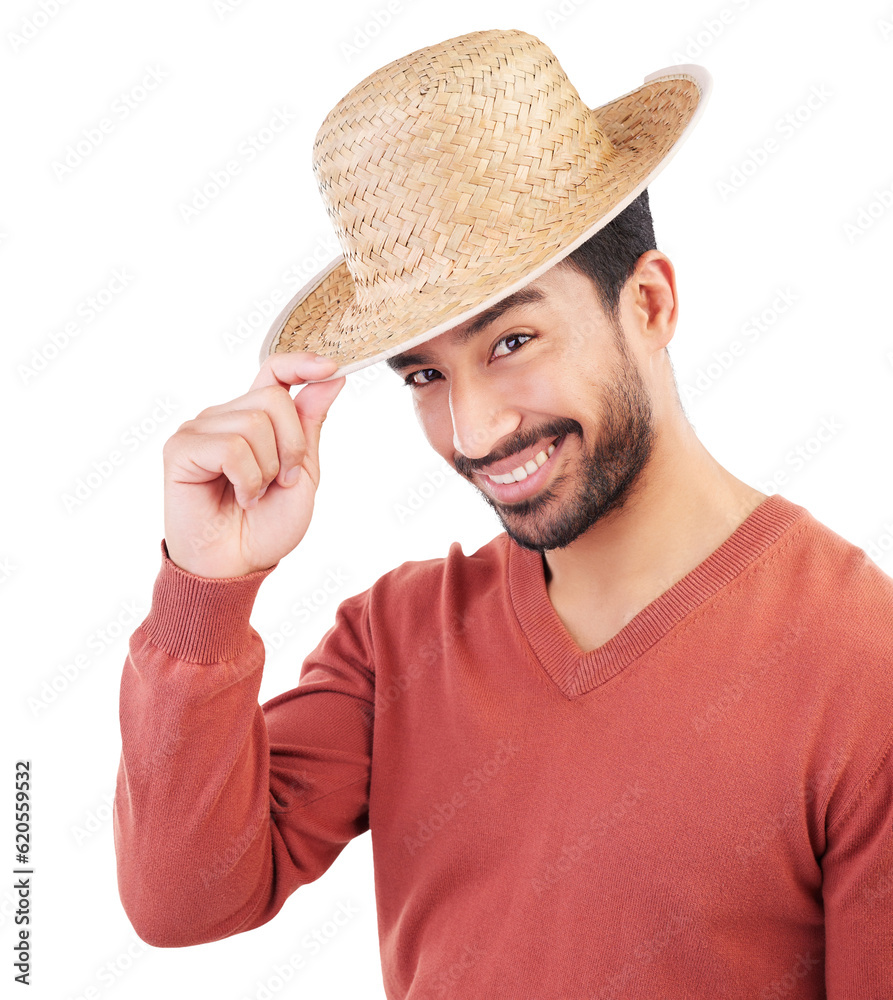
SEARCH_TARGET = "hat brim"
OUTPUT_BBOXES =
[259,64,712,383]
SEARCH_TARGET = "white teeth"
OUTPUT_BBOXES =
[487,440,559,485]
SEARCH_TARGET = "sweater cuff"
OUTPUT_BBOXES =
[139,539,279,664]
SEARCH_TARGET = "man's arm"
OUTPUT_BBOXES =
[822,722,893,995]
[114,539,373,947]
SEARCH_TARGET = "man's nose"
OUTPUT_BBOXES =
[449,376,521,460]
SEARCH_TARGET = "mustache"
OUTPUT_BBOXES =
[453,417,582,477]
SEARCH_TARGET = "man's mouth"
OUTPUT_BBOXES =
[470,434,567,503]
[483,441,558,484]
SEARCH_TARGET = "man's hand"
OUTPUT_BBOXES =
[161,353,346,578]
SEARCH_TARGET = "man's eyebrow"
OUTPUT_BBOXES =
[385,284,547,372]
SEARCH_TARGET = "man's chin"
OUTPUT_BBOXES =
[500,519,590,554]
[483,493,590,553]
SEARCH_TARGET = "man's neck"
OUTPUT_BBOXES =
[541,414,767,650]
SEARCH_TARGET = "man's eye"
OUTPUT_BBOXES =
[401,335,532,387]
[403,368,441,388]
[492,333,533,358]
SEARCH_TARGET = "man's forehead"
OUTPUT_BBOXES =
[384,280,551,372]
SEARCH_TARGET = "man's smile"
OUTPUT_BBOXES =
[472,435,567,503]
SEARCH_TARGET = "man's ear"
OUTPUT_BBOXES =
[625,250,678,354]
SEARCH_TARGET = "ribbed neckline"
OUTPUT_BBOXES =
[507,492,807,699]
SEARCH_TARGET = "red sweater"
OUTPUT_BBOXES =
[114,493,893,998]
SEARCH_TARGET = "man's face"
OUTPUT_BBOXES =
[386,264,656,552]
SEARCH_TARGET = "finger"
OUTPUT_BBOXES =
[190,390,309,489]
[176,408,282,497]
[249,351,340,393]
[167,431,266,510]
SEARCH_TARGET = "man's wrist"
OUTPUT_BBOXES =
[138,539,277,663]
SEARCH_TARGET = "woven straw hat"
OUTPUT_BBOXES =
[259,28,712,381]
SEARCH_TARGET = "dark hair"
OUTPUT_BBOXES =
[559,188,657,327]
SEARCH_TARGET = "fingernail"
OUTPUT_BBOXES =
[284,467,300,486]
[309,354,334,365]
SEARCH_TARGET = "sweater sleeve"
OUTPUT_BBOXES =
[113,540,374,948]
[821,722,893,996]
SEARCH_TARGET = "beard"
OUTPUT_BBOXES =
[453,346,656,553]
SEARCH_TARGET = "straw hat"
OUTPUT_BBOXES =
[259,28,712,381]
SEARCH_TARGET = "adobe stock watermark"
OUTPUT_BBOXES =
[199,815,265,890]
[348,361,388,396]
[758,415,844,494]
[358,610,480,730]
[865,517,893,565]
[237,900,360,1000]
[543,0,590,28]
[717,85,832,202]
[71,790,116,847]
[67,937,150,1000]
[51,66,169,179]
[691,621,807,735]
[7,0,74,54]
[222,233,341,352]
[590,911,694,1000]
[213,0,252,19]
[879,6,893,40]
[262,567,353,652]
[859,862,893,912]
[61,396,179,513]
[842,179,893,244]
[17,267,135,385]
[352,607,482,738]
[139,715,190,778]
[178,107,296,223]
[27,600,145,717]
[187,501,344,562]
[403,739,521,855]
[668,0,757,62]
[340,0,416,62]
[759,951,822,999]
[430,942,486,997]
[681,287,798,404]
[531,780,648,896]
[0,557,17,586]
[393,460,459,523]
[735,765,837,863]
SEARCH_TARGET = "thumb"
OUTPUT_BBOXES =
[293,376,347,459]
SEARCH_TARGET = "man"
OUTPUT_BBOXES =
[114,28,893,999]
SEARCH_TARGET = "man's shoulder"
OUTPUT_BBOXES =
[362,531,512,616]
[779,500,893,653]
[788,503,893,597]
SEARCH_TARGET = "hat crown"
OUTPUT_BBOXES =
[311,29,614,307]
[264,32,708,377]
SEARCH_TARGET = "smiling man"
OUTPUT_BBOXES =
[390,264,659,555]
[114,28,893,1000]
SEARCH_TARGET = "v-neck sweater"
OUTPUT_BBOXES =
[114,493,893,999]
[510,491,808,698]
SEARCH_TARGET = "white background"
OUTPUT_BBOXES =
[3,0,892,997]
